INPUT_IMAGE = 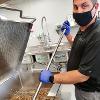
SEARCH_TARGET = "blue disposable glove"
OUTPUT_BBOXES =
[61,20,70,36]
[39,70,53,83]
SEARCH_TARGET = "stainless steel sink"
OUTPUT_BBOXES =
[0,71,21,100]
[0,69,55,100]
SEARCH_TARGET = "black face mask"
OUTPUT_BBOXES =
[73,6,96,26]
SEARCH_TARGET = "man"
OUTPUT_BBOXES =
[39,0,100,99]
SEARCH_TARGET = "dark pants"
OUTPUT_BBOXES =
[75,87,100,100]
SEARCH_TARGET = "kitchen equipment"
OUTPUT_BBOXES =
[0,6,36,23]
[35,53,50,64]
[41,16,51,42]
[0,71,60,100]
[33,31,64,100]
[0,7,36,99]
[37,16,51,48]
[9,87,60,100]
[53,51,68,62]
[48,84,61,97]
[0,19,33,76]
[22,54,34,64]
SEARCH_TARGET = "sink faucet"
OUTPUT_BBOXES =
[41,16,51,48]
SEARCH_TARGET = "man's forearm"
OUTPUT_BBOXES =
[54,70,89,84]
[66,34,74,45]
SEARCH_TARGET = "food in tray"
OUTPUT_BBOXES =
[9,88,58,100]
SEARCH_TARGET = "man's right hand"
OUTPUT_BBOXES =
[39,70,53,83]
[61,20,71,36]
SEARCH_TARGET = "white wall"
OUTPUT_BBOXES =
[0,0,100,47]
[0,0,74,47]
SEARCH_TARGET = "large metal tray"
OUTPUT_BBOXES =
[0,71,60,100]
